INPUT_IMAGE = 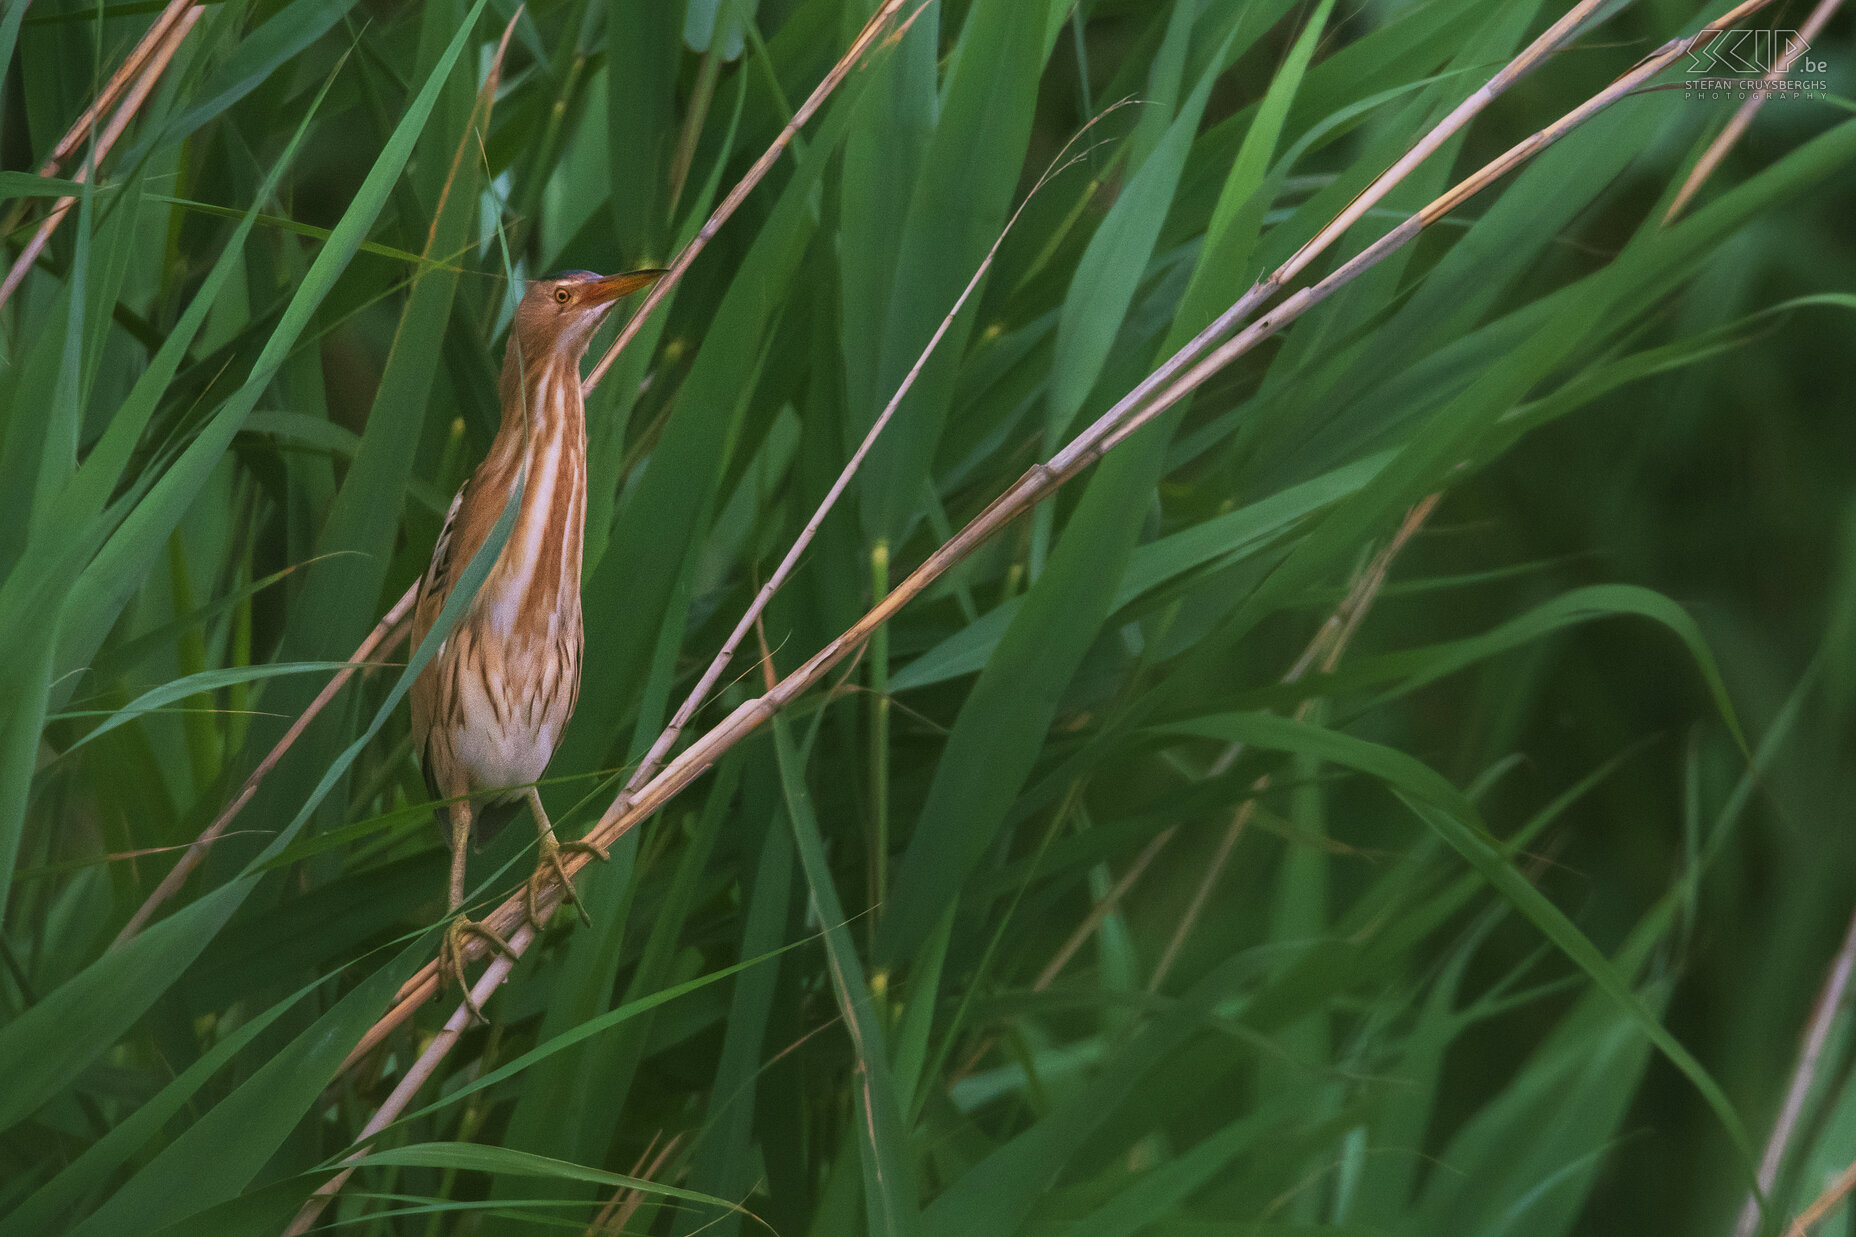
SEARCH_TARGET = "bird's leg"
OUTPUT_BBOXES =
[524,785,608,930]
[437,796,513,1023]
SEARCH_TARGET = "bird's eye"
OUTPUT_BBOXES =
[554,288,570,304]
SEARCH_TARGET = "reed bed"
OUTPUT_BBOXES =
[3,2,1854,1235]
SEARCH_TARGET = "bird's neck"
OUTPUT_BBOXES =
[472,348,588,634]
[497,344,585,441]
[485,348,586,498]
[490,348,585,506]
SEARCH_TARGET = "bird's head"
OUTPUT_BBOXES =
[510,268,667,363]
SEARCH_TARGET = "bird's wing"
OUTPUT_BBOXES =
[411,479,474,661]
[415,450,517,630]
[422,484,467,607]
[409,483,467,781]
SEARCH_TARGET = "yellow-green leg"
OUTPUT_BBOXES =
[438,796,513,1023]
[524,785,608,929]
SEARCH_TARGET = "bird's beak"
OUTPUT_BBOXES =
[584,268,668,307]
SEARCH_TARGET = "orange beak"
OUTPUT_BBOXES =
[583,268,668,306]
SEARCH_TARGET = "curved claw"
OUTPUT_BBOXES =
[440,914,515,1023]
[526,835,610,930]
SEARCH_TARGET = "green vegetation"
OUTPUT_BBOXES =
[3,0,1855,1233]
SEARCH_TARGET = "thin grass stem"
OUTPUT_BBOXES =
[869,539,891,945]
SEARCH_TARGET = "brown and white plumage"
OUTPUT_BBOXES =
[409,268,662,1012]
[411,325,588,807]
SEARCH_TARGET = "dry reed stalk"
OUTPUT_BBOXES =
[1038,0,1781,486]
[1665,0,1846,223]
[1738,906,1856,1237]
[283,943,515,1235]
[1101,0,1615,434]
[1033,827,1177,994]
[1792,1156,1856,1237]
[0,0,196,238]
[46,1,197,171]
[339,0,1787,1092]
[111,590,416,947]
[584,1132,686,1236]
[894,0,1639,1021]
[582,0,913,393]
[971,0,1814,1008]
[611,105,1127,861]
[0,5,202,311]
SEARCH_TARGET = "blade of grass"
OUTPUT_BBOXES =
[63,940,424,1237]
[858,0,1058,546]
[772,713,920,1237]
[1156,709,1758,1174]
[0,974,318,1237]
[111,587,413,946]
[0,22,513,1134]
[672,800,794,1237]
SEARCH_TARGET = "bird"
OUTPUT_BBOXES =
[410,267,664,1018]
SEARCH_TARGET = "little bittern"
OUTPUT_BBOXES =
[411,268,663,1016]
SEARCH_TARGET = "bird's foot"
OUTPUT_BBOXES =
[526,833,609,930]
[440,914,515,1024]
